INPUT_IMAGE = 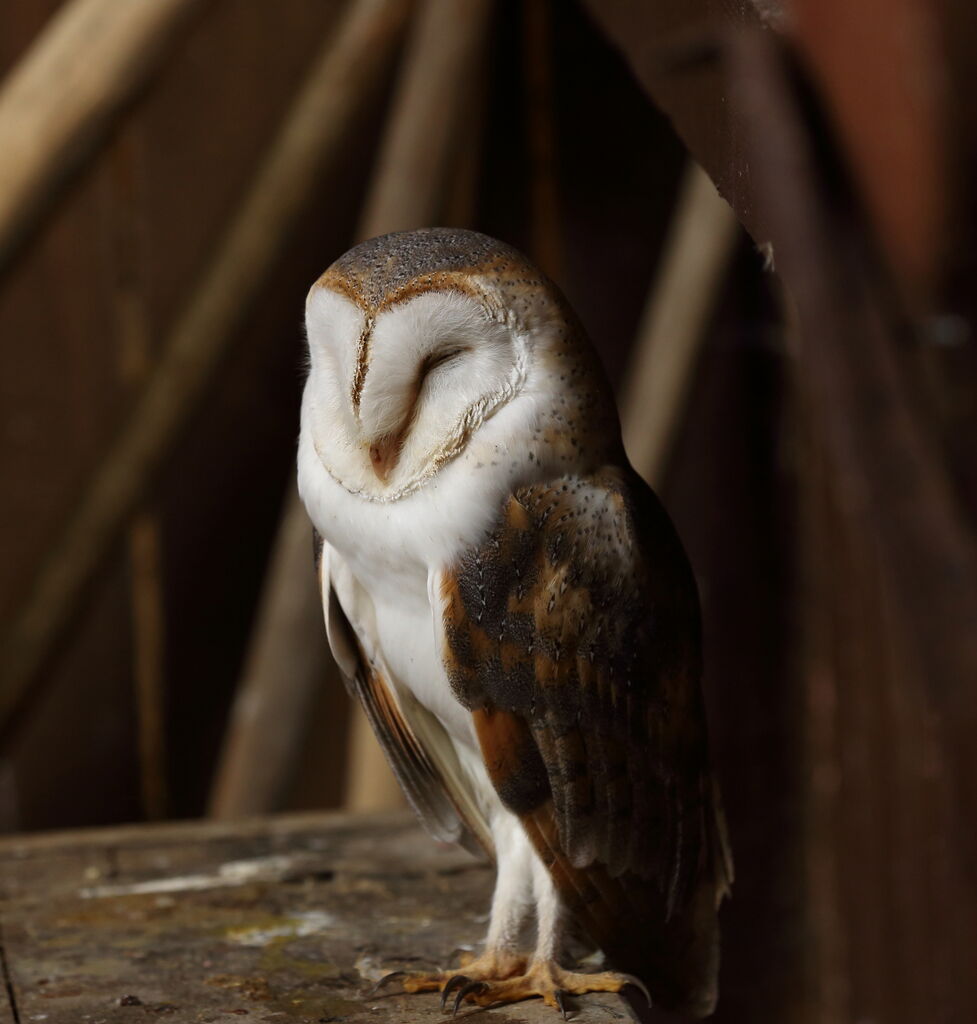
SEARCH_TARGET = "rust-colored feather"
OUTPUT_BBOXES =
[439,468,732,1017]
[316,531,491,857]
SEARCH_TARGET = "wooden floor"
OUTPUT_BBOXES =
[0,810,634,1023]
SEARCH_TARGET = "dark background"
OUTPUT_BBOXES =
[2,2,976,1022]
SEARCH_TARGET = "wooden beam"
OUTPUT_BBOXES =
[619,161,739,489]
[0,0,413,742]
[731,32,977,1020]
[209,0,494,819]
[345,0,494,813]
[104,127,170,821]
[522,0,562,284]
[0,0,210,276]
[733,30,977,800]
[207,487,334,818]
[357,0,493,238]
[0,810,630,1022]
[581,0,774,247]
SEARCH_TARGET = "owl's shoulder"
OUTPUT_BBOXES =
[439,464,701,714]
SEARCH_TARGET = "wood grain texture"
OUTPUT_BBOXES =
[0,921,13,1024]
[581,0,775,247]
[0,811,629,1023]
[105,126,170,821]
[730,31,977,1024]
[358,0,494,238]
[0,0,209,274]
[0,0,412,741]
[620,162,739,488]
[208,486,336,818]
[243,0,494,818]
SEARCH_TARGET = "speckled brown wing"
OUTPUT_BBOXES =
[438,467,732,1017]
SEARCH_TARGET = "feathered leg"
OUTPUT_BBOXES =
[373,812,533,996]
[373,809,647,1016]
[445,849,650,1017]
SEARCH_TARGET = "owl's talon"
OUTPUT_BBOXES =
[554,989,569,1019]
[619,973,652,1007]
[370,955,643,1015]
[370,970,406,995]
[441,961,646,1015]
[452,980,489,1015]
[440,974,471,1011]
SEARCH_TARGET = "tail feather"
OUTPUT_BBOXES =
[601,873,721,1019]
[523,802,725,1018]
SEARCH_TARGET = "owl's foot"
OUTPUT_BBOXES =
[371,948,527,996]
[442,959,651,1018]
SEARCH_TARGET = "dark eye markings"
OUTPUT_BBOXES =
[420,345,468,378]
[394,346,471,447]
[374,347,472,478]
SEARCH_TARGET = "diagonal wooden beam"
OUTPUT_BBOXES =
[209,0,495,819]
[620,161,739,490]
[731,24,977,933]
[0,0,413,743]
[0,0,212,276]
[581,0,775,246]
[344,0,495,813]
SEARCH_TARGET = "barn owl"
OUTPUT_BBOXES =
[297,228,732,1018]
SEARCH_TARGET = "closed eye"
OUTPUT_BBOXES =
[420,345,468,378]
[395,346,471,441]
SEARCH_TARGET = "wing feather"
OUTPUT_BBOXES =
[316,532,492,856]
[437,468,731,1016]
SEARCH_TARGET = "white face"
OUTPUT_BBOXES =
[303,287,526,500]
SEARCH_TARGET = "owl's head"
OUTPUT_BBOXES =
[301,228,616,503]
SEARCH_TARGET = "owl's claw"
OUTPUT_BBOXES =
[367,967,444,996]
[368,950,525,1004]
[370,970,406,995]
[618,972,652,1007]
[554,989,569,1019]
[438,960,646,1015]
[440,974,489,1014]
[439,974,468,1010]
[450,979,489,1015]
[369,953,638,1016]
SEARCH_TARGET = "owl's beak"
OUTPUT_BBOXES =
[369,434,401,482]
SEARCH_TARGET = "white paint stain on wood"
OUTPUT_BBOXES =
[226,910,338,946]
[78,853,296,897]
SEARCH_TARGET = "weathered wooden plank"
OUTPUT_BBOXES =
[0,809,353,853]
[0,929,14,1024]
[0,0,210,275]
[0,0,412,746]
[581,0,776,248]
[584,0,954,304]
[729,31,977,1024]
[0,811,633,1022]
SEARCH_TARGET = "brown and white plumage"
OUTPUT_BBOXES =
[298,228,731,1017]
